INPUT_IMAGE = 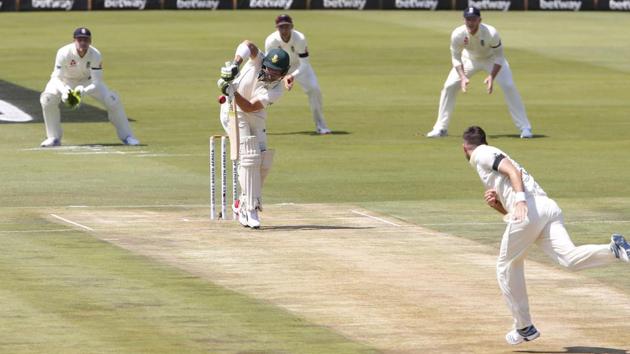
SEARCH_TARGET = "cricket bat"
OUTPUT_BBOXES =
[227,90,240,161]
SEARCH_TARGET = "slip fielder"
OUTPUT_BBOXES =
[217,41,290,229]
[40,27,139,147]
[265,14,332,135]
[427,7,533,139]
[463,126,629,345]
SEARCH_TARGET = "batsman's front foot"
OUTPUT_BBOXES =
[122,136,140,146]
[238,208,249,228]
[40,137,61,147]
[247,209,261,229]
[426,129,447,138]
[610,234,630,262]
[505,325,540,345]
[520,128,533,139]
[316,128,332,135]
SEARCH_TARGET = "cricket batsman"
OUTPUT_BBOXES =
[265,14,332,135]
[463,125,629,345]
[217,40,290,228]
[39,27,140,147]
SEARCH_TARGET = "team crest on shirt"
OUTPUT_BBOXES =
[480,39,485,47]
[290,45,295,53]
[70,59,77,66]
[86,61,91,68]
[464,37,469,45]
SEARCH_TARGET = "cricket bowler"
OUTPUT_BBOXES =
[39,27,139,147]
[463,125,629,345]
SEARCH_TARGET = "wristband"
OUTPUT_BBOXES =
[514,192,526,203]
[235,43,251,62]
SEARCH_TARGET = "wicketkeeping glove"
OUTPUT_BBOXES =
[220,61,239,82]
[217,78,235,96]
[63,88,82,109]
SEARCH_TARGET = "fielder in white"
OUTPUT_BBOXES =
[265,14,332,135]
[40,27,139,147]
[427,7,533,139]
[217,41,290,228]
[463,125,630,345]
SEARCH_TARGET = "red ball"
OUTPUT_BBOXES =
[218,95,226,104]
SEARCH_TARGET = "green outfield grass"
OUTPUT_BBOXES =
[1,11,629,352]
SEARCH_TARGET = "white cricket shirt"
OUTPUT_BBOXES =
[233,52,284,120]
[51,43,103,82]
[450,23,504,67]
[469,144,546,214]
[264,30,308,75]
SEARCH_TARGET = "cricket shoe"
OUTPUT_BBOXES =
[505,325,540,345]
[316,128,332,135]
[610,234,630,262]
[122,136,140,146]
[238,208,249,228]
[520,128,533,139]
[426,129,447,138]
[247,209,261,229]
[40,137,61,147]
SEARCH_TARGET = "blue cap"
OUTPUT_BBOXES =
[73,27,91,38]
[463,6,481,18]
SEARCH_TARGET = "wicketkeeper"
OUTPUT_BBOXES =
[39,27,139,147]
[217,40,290,229]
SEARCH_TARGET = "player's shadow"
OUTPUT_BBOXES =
[0,79,134,124]
[267,130,350,136]
[488,134,548,139]
[516,346,628,354]
[262,225,372,231]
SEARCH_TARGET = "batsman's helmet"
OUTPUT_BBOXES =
[260,48,290,80]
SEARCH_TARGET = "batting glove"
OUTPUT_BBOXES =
[220,61,239,82]
[217,78,236,96]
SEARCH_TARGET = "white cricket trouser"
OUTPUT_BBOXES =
[294,65,329,132]
[498,196,616,329]
[219,103,267,152]
[432,58,531,132]
[220,104,268,211]
[40,79,134,141]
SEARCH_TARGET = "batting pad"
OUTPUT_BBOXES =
[238,136,262,211]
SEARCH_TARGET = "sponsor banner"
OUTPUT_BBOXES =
[453,0,524,10]
[91,0,161,9]
[382,0,445,10]
[309,0,379,9]
[18,0,88,10]
[163,0,230,9]
[236,0,306,9]
[598,0,630,9]
[528,0,593,10]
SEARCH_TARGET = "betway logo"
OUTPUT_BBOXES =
[539,0,581,10]
[31,0,74,10]
[468,0,510,10]
[104,0,146,9]
[250,0,293,8]
[609,0,630,9]
[323,0,367,9]
[395,0,438,9]
[177,0,219,8]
